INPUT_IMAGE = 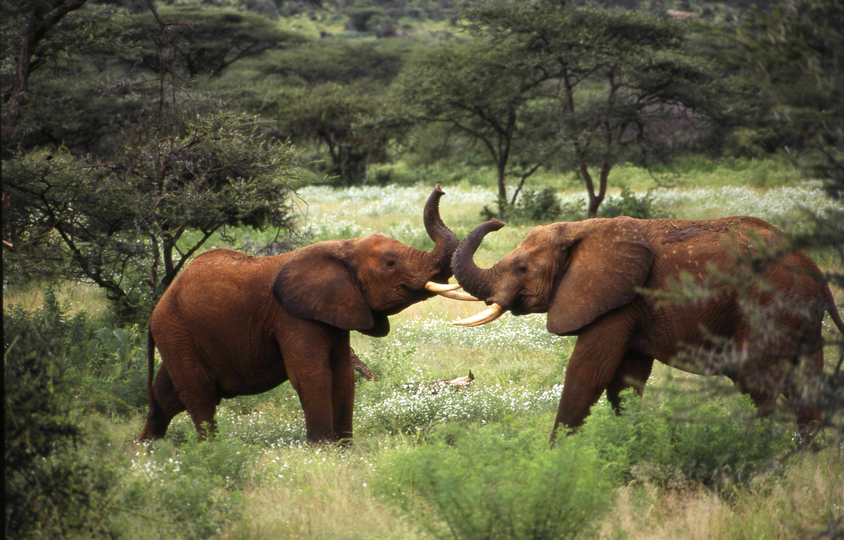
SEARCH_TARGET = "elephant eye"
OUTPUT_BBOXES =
[385,258,397,269]
[516,264,529,275]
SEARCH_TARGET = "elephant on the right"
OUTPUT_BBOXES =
[451,215,844,440]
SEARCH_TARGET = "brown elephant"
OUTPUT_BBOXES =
[451,216,844,440]
[138,185,475,444]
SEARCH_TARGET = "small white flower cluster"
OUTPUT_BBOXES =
[649,184,843,229]
[355,382,564,435]
[394,313,564,352]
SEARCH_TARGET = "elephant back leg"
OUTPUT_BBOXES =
[785,328,825,441]
[154,338,221,441]
[606,350,654,414]
[139,364,186,440]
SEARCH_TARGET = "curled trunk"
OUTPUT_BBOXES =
[451,219,506,300]
[421,184,460,280]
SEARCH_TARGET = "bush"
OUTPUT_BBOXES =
[482,187,571,224]
[4,299,122,539]
[600,185,672,219]
[374,423,613,540]
[579,389,796,493]
[4,285,149,417]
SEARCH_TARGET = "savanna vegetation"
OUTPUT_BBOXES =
[4,0,843,539]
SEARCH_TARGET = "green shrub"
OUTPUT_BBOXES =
[579,389,796,493]
[125,430,256,538]
[600,185,672,219]
[481,187,592,224]
[5,285,149,417]
[512,187,565,223]
[4,301,122,539]
[374,423,613,540]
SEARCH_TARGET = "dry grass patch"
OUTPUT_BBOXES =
[602,447,844,540]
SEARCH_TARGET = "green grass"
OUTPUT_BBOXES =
[4,162,843,540]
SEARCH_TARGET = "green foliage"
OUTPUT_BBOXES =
[482,187,568,224]
[4,286,148,416]
[599,186,673,219]
[122,5,308,77]
[581,389,796,493]
[510,187,564,223]
[4,289,124,539]
[3,112,298,321]
[344,7,386,33]
[266,81,391,186]
[730,0,844,156]
[261,39,408,86]
[374,424,613,540]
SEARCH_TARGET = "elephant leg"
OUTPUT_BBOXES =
[552,313,636,440]
[282,325,341,443]
[784,344,824,441]
[180,387,219,441]
[330,334,355,442]
[138,364,186,440]
[293,364,335,443]
[606,350,654,415]
[164,352,219,440]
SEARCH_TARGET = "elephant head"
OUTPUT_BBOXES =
[273,185,471,337]
[451,217,653,335]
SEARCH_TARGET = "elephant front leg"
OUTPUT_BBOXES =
[290,365,337,443]
[283,326,352,444]
[330,336,356,442]
[551,315,635,441]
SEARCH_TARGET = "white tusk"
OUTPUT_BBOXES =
[452,303,506,327]
[425,282,463,293]
[425,282,479,301]
[438,290,479,301]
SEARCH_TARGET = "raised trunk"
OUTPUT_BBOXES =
[451,219,506,300]
[421,185,459,280]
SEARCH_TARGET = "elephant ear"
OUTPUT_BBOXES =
[272,243,375,332]
[547,218,652,335]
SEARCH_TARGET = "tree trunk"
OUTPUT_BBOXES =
[584,162,612,219]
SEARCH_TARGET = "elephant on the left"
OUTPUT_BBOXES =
[138,185,470,444]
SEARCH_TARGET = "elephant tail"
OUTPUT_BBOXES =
[823,284,844,337]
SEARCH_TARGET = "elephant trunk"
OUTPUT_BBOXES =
[422,184,460,279]
[451,219,506,301]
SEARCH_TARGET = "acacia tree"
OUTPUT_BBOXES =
[392,38,551,217]
[3,2,298,320]
[469,0,734,218]
[270,82,391,186]
[397,0,731,218]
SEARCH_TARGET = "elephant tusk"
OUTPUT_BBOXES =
[425,282,479,301]
[425,282,463,293]
[439,289,479,301]
[452,303,506,326]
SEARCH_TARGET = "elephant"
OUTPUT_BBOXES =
[138,185,475,444]
[451,215,844,440]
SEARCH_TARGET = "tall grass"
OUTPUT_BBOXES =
[4,163,843,539]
